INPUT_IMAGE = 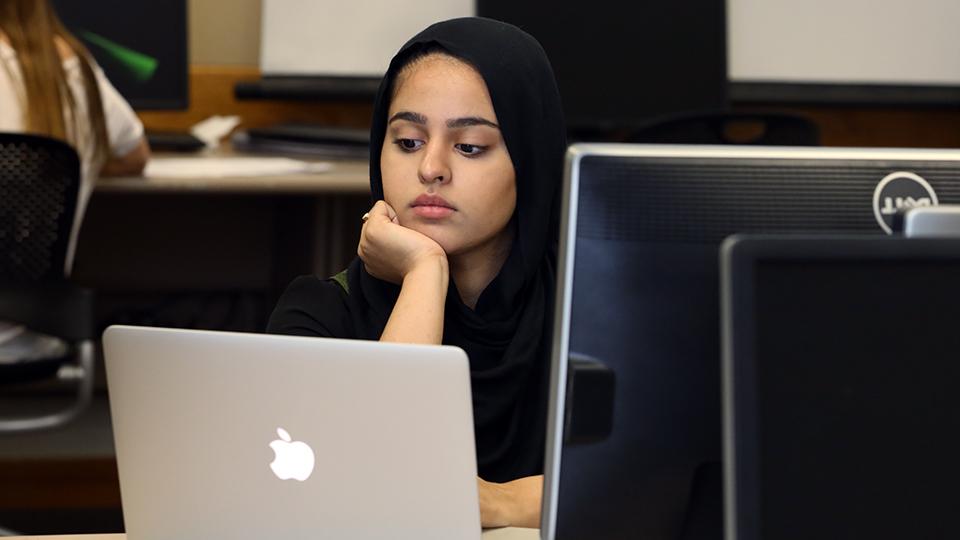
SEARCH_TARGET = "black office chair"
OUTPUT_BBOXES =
[0,132,96,432]
[624,111,821,146]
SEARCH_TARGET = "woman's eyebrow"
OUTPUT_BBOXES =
[388,111,428,125]
[447,117,500,130]
[387,111,499,130]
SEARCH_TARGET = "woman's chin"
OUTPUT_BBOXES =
[406,225,458,255]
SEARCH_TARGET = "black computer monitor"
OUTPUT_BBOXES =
[477,0,727,132]
[52,0,188,110]
[541,144,960,540]
[722,235,960,540]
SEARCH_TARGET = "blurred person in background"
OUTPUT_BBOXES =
[0,0,149,363]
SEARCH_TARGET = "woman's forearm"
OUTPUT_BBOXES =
[380,255,449,344]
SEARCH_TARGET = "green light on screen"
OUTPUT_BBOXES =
[80,30,158,83]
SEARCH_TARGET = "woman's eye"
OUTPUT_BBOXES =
[456,143,486,156]
[394,138,423,151]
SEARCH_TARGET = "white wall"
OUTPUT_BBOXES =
[260,0,474,76]
[729,0,960,86]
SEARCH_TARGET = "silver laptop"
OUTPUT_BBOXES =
[103,325,481,540]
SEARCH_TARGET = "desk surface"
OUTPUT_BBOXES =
[95,153,369,195]
[7,529,539,539]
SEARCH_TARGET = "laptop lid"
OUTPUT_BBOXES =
[721,236,960,540]
[103,325,481,540]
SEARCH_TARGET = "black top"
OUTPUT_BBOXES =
[268,17,566,483]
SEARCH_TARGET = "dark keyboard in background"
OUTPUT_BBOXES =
[146,131,207,152]
[231,123,370,160]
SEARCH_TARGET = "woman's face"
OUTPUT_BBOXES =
[380,54,517,258]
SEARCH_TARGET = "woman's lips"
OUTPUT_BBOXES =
[412,205,455,219]
[411,194,456,219]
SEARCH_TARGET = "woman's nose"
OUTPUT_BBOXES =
[418,142,451,185]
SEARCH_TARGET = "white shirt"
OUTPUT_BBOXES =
[0,40,144,272]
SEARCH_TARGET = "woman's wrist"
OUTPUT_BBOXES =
[478,478,512,528]
[404,252,449,285]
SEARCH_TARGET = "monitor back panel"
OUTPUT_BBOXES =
[723,237,960,540]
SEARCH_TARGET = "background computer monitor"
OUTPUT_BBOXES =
[477,0,727,132]
[541,144,960,540]
[52,0,188,110]
[722,235,960,540]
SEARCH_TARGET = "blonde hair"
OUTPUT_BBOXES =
[0,0,109,166]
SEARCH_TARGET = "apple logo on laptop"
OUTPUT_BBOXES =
[269,427,315,481]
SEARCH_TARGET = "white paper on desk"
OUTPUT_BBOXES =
[144,157,332,178]
[190,115,242,149]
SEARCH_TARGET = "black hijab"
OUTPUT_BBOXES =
[346,17,566,482]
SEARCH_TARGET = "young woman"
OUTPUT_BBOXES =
[0,0,148,361]
[268,17,566,529]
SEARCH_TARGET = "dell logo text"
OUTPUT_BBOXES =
[880,195,934,216]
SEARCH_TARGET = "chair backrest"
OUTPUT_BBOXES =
[624,111,821,146]
[0,132,81,283]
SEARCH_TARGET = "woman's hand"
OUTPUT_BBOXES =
[358,200,446,284]
[478,475,543,529]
